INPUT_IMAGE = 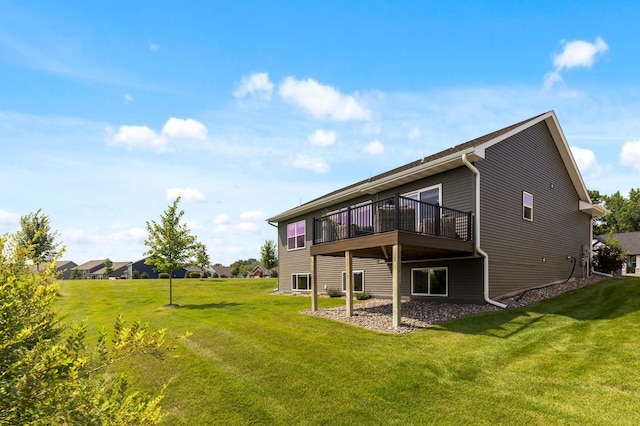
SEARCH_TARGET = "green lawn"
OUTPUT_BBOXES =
[56,277,640,425]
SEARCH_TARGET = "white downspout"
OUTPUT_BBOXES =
[462,153,507,309]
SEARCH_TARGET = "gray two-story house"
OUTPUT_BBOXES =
[267,111,605,328]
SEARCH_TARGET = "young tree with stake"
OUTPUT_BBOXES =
[144,197,198,306]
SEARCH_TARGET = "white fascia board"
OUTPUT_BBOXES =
[267,147,484,223]
[579,200,608,217]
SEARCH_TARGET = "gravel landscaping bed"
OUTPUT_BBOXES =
[299,275,605,334]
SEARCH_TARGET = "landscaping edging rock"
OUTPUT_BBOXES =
[300,276,605,334]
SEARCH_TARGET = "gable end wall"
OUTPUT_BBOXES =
[478,121,590,298]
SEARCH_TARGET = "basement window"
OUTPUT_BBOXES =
[523,191,533,221]
[291,273,311,291]
[341,270,365,292]
[411,267,448,296]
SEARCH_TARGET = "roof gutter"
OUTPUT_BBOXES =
[462,153,507,309]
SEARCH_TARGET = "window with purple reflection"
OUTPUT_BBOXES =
[287,220,306,250]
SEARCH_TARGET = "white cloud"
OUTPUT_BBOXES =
[287,154,329,173]
[620,140,640,172]
[214,213,230,225]
[162,117,208,141]
[278,76,372,121]
[108,125,168,152]
[308,129,336,147]
[233,72,274,100]
[166,187,206,202]
[0,209,19,228]
[363,139,384,155]
[149,41,160,52]
[236,222,258,232]
[124,93,134,103]
[544,37,609,89]
[408,126,421,140]
[240,210,264,220]
[571,146,600,176]
[65,226,146,246]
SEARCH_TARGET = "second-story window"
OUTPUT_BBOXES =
[523,191,533,221]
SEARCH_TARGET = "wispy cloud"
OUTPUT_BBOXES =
[148,41,160,52]
[286,154,330,173]
[166,187,206,202]
[620,140,640,173]
[234,72,274,101]
[363,139,384,155]
[308,129,336,147]
[279,77,371,121]
[123,93,134,103]
[0,208,19,231]
[544,37,609,89]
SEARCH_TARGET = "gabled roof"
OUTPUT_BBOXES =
[212,265,232,276]
[93,261,132,275]
[268,111,604,223]
[74,259,106,270]
[597,232,640,255]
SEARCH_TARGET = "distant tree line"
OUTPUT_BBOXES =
[589,188,640,235]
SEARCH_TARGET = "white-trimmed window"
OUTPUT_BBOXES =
[292,273,311,291]
[341,270,364,292]
[411,267,448,296]
[403,183,442,206]
[287,220,306,250]
[523,191,533,221]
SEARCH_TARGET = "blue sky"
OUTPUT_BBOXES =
[1,0,640,265]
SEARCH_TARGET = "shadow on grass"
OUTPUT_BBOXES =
[434,277,640,338]
[179,302,241,310]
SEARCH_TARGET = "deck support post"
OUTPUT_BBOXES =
[345,250,353,317]
[311,255,318,312]
[392,244,402,329]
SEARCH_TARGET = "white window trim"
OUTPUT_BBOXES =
[523,191,533,222]
[291,273,311,291]
[403,183,442,204]
[411,267,448,297]
[341,270,365,292]
[287,220,306,251]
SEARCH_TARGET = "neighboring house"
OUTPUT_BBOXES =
[92,261,132,280]
[267,111,606,328]
[131,257,159,278]
[595,232,640,274]
[73,260,107,280]
[53,260,78,279]
[212,265,232,278]
[73,259,132,279]
[249,265,272,278]
[184,265,214,277]
[130,257,193,278]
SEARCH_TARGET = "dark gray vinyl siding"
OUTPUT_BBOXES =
[276,168,480,299]
[378,167,475,214]
[398,258,484,303]
[478,121,591,298]
[277,214,314,291]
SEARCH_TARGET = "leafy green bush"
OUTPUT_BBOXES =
[327,288,343,298]
[189,272,201,278]
[158,272,170,279]
[0,233,169,424]
[141,271,149,279]
[132,270,140,279]
[594,237,628,274]
[356,292,372,300]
